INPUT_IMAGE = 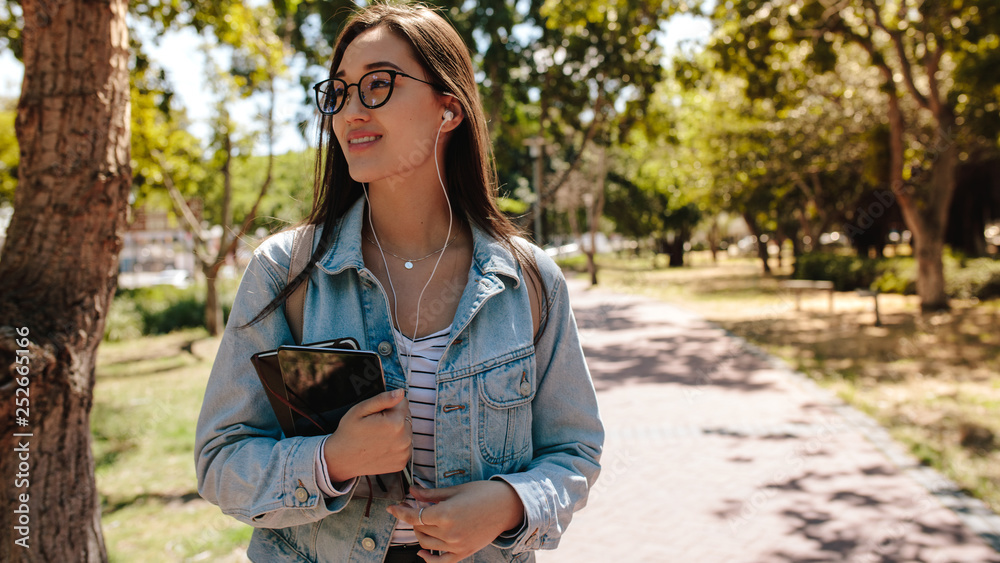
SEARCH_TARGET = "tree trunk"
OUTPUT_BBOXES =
[668,242,684,267]
[914,234,947,311]
[585,250,598,285]
[883,91,954,311]
[0,0,130,560]
[906,148,955,311]
[204,262,225,336]
[756,238,771,274]
[848,19,955,311]
[708,218,720,263]
[586,147,607,286]
[742,213,771,274]
[796,205,815,253]
[667,230,686,268]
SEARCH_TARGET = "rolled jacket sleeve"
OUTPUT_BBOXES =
[316,436,359,497]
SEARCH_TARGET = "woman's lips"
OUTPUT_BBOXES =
[347,134,382,149]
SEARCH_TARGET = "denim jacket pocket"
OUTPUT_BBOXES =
[477,351,536,469]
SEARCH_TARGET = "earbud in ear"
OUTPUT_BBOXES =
[443,110,454,121]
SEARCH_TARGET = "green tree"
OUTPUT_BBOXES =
[130,41,208,212]
[605,78,708,268]
[553,142,608,284]
[671,20,892,266]
[666,57,784,272]
[535,0,667,197]
[705,0,1000,310]
[151,2,290,335]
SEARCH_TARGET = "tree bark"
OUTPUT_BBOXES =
[0,0,130,560]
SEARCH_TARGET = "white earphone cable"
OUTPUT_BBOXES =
[362,113,453,379]
[362,112,452,491]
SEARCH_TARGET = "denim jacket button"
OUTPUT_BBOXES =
[377,341,392,356]
[361,537,376,551]
[294,487,309,503]
[520,381,531,396]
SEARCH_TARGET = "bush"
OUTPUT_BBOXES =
[103,297,144,342]
[554,253,589,273]
[119,285,204,336]
[103,280,237,341]
[136,286,205,334]
[947,258,1000,300]
[794,251,1000,300]
[977,275,1000,300]
[871,258,917,295]
[792,252,880,291]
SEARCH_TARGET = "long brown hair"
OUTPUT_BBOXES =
[250,3,546,334]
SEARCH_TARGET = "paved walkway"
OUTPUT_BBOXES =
[537,280,1000,563]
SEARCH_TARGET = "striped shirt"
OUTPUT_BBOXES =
[391,326,450,545]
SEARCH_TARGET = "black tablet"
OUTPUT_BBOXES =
[273,346,385,437]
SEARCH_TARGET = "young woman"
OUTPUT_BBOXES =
[195,4,603,562]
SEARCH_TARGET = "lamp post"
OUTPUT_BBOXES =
[523,136,546,245]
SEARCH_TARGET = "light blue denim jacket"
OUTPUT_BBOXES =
[195,198,604,562]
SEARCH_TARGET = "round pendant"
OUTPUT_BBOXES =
[404,261,414,270]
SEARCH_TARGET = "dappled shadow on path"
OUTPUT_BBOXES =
[711,448,1000,563]
[573,298,779,393]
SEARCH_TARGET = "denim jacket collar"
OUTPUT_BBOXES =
[316,197,521,288]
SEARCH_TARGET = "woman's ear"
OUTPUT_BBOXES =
[440,99,464,132]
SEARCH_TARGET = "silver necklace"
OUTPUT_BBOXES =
[363,232,458,269]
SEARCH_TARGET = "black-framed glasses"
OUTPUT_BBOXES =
[313,69,440,115]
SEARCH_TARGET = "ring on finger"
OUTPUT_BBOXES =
[418,506,426,526]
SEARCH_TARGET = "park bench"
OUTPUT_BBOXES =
[779,280,835,312]
[855,289,882,326]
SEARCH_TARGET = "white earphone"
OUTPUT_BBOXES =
[443,110,454,121]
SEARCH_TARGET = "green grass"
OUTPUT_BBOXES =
[93,328,252,562]
[591,253,796,314]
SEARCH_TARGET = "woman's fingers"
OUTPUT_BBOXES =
[324,389,412,480]
[388,480,525,559]
[352,388,405,418]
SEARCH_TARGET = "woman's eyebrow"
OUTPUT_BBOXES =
[334,61,405,78]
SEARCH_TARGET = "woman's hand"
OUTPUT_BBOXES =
[387,480,526,562]
[323,389,411,482]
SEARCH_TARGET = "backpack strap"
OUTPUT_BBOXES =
[512,237,544,340]
[285,224,315,345]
